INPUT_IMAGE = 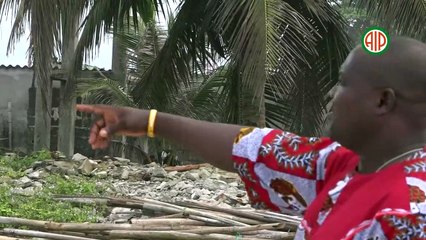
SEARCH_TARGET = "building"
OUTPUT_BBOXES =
[0,64,112,156]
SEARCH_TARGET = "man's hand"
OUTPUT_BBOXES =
[77,104,243,172]
[76,104,148,149]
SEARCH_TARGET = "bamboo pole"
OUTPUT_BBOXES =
[208,234,273,240]
[12,195,302,239]
[130,218,204,226]
[108,230,261,240]
[118,197,300,227]
[151,213,183,219]
[186,215,228,226]
[0,236,24,240]
[209,233,294,240]
[0,217,46,229]
[182,200,301,225]
[181,206,264,225]
[178,201,300,230]
[182,223,285,234]
[0,217,203,231]
[163,164,210,172]
[1,229,97,240]
[56,196,249,226]
[127,198,250,226]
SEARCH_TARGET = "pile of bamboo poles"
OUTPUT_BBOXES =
[0,196,302,240]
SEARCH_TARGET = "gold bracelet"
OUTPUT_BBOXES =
[147,109,158,138]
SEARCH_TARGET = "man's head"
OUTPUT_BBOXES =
[328,37,426,153]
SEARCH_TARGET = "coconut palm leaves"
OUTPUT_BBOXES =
[129,0,351,134]
[130,0,226,111]
[74,0,162,64]
[76,76,137,107]
[349,0,426,40]
[76,20,166,108]
[77,20,218,120]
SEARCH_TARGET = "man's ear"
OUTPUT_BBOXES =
[376,88,396,115]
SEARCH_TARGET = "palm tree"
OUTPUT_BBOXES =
[77,0,426,163]
[0,0,165,156]
[129,0,352,136]
[131,0,425,136]
[349,0,425,41]
[0,0,63,151]
[59,0,167,157]
[76,19,212,162]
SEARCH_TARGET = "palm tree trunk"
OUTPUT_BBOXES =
[57,15,78,157]
[257,95,266,128]
[112,21,127,158]
[57,81,76,157]
[33,78,52,151]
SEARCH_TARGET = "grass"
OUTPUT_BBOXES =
[0,150,109,224]
[0,150,51,172]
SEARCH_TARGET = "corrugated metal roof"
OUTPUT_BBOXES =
[0,64,112,72]
[0,64,31,70]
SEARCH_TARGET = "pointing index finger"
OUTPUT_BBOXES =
[76,104,104,115]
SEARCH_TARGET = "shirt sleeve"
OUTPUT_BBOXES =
[343,209,426,240]
[232,127,358,216]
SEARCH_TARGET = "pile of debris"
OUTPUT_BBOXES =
[1,153,302,239]
[14,153,250,210]
[0,196,300,239]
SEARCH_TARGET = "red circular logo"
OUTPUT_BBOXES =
[362,28,389,55]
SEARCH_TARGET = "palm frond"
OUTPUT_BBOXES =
[3,0,27,55]
[179,69,228,122]
[76,77,137,107]
[212,0,320,100]
[191,72,227,121]
[265,1,352,135]
[0,0,21,23]
[29,0,62,112]
[73,0,162,72]
[131,0,224,110]
[119,21,168,78]
[349,0,426,40]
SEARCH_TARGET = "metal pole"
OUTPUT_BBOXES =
[7,101,12,149]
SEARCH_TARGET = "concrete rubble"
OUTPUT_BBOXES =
[8,153,250,222]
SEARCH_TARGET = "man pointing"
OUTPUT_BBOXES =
[77,37,426,239]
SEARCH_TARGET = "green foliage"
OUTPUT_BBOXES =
[0,174,107,223]
[44,174,106,196]
[349,0,426,41]
[337,0,371,43]
[0,152,108,224]
[0,150,50,172]
[126,0,353,135]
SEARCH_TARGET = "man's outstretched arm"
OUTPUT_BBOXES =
[155,111,244,172]
[76,104,243,172]
[77,104,358,215]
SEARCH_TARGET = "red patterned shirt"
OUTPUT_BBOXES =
[232,127,426,240]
